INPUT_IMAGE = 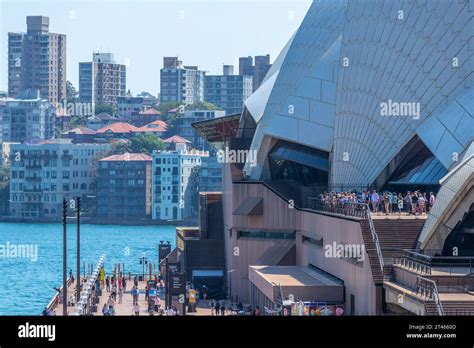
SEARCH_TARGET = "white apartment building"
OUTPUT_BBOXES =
[151,145,208,221]
[8,139,110,219]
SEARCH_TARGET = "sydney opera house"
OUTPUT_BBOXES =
[195,0,473,315]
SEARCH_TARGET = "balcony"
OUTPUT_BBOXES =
[25,176,42,182]
[25,164,42,170]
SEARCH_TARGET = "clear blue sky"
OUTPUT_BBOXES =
[0,0,311,96]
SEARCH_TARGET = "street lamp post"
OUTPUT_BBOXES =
[76,197,81,303]
[139,255,148,281]
[62,198,67,316]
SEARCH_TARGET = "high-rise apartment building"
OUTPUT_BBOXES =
[8,16,67,104]
[204,65,253,115]
[79,52,126,108]
[160,57,204,105]
[253,54,271,91]
[0,96,56,143]
[8,140,110,219]
[151,145,208,221]
[238,56,253,76]
[98,153,152,218]
[238,54,272,92]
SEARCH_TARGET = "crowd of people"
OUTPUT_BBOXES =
[319,189,436,216]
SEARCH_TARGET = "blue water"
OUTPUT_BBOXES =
[0,223,176,315]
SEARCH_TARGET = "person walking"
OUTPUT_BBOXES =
[132,303,140,316]
[397,193,404,216]
[429,192,436,212]
[122,277,127,292]
[210,299,216,315]
[220,300,226,316]
[111,284,117,301]
[370,190,379,214]
[383,192,390,216]
[102,303,108,316]
[106,276,110,292]
[214,300,220,316]
[118,287,123,304]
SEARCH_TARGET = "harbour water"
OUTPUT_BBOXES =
[0,223,176,315]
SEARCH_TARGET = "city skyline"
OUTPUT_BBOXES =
[0,0,311,95]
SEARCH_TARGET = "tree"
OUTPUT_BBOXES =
[111,141,132,155]
[0,164,10,216]
[94,103,115,116]
[185,101,221,111]
[66,81,77,103]
[130,134,166,155]
[153,101,183,114]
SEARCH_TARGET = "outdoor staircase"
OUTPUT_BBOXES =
[373,219,425,250]
[425,300,474,316]
[361,218,426,285]
[360,220,384,284]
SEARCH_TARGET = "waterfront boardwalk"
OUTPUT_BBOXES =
[52,278,213,316]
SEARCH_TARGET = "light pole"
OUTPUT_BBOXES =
[62,198,67,316]
[76,197,81,303]
[139,255,148,281]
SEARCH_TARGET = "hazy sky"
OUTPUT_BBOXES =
[0,0,311,96]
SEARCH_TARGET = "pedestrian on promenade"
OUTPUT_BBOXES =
[118,287,123,304]
[122,277,127,292]
[214,300,220,315]
[145,285,149,301]
[134,275,138,287]
[102,303,108,316]
[210,299,215,315]
[106,276,110,292]
[111,284,117,301]
[220,300,226,316]
[132,303,140,316]
[131,285,139,305]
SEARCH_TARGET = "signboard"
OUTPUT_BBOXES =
[166,262,181,275]
[170,272,186,295]
[159,244,172,263]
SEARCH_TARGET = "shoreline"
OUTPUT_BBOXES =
[0,217,199,227]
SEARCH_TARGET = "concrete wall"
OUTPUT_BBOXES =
[297,213,378,315]
[223,171,378,313]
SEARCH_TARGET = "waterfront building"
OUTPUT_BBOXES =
[151,146,208,221]
[98,153,152,218]
[160,57,204,105]
[79,52,126,108]
[129,108,162,127]
[0,96,56,143]
[8,139,110,219]
[8,16,67,104]
[194,0,474,315]
[204,65,253,115]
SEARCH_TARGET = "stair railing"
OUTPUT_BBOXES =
[416,275,444,316]
[364,204,384,272]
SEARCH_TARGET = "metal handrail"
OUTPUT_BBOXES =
[416,275,444,316]
[364,204,384,271]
